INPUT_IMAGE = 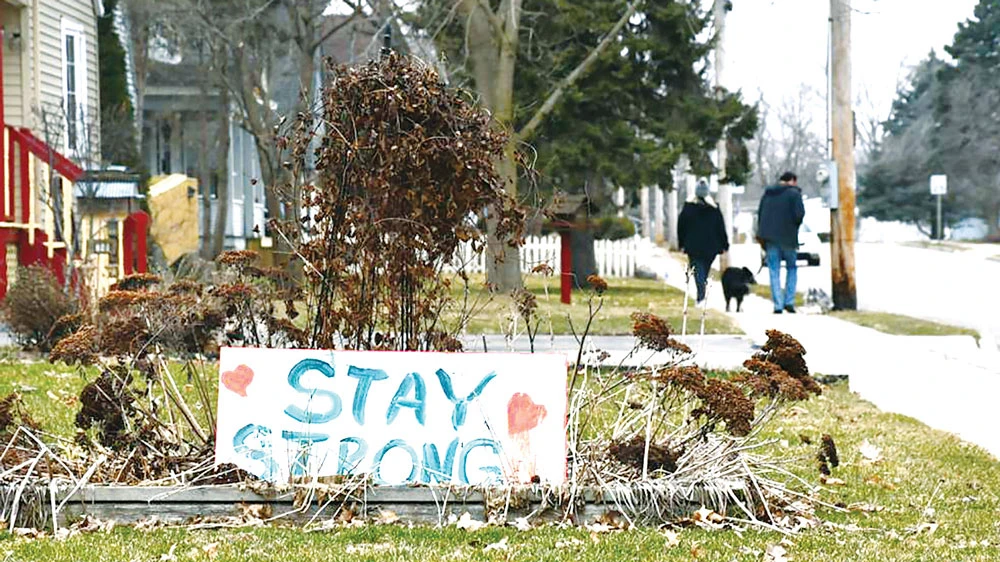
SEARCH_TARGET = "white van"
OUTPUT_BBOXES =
[798,223,822,266]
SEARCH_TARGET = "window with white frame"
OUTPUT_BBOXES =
[61,19,87,155]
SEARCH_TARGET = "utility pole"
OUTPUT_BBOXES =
[714,0,732,269]
[830,0,857,309]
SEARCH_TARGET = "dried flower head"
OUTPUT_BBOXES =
[97,290,158,313]
[630,312,688,353]
[109,273,162,292]
[50,324,99,365]
[511,287,538,324]
[216,250,260,269]
[653,366,707,395]
[736,330,820,401]
[691,379,755,437]
[587,274,608,294]
[531,263,554,276]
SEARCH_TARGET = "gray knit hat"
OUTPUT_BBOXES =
[695,179,710,199]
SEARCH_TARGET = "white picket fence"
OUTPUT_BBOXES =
[448,234,644,278]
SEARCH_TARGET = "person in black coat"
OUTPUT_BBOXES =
[677,180,728,303]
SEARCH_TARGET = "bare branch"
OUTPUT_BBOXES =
[516,2,638,142]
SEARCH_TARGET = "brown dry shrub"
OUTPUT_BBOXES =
[75,367,135,448]
[2,265,78,350]
[609,436,684,473]
[0,392,40,437]
[280,52,522,351]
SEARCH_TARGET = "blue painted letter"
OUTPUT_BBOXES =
[347,366,388,424]
[434,369,497,429]
[282,430,331,477]
[421,438,459,483]
[458,438,502,485]
[372,439,418,484]
[386,372,427,425]
[233,424,279,481]
[284,358,341,424]
[337,437,368,475]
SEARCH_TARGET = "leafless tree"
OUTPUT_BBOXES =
[746,85,827,200]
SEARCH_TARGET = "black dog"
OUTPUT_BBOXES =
[721,266,757,312]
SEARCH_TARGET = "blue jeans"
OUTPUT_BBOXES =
[688,256,714,302]
[765,244,797,310]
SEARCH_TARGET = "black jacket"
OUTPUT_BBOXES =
[756,184,805,248]
[678,200,728,258]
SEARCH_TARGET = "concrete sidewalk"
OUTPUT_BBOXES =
[655,246,1000,459]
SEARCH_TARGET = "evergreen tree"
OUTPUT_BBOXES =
[98,0,140,168]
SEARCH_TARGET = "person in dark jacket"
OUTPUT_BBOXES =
[678,180,728,303]
[756,171,806,313]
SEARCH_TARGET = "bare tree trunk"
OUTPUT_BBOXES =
[199,109,213,258]
[211,92,232,258]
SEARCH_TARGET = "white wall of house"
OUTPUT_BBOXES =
[32,0,101,161]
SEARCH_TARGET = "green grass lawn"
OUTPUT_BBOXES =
[2,379,997,561]
[444,274,740,336]
[830,310,981,340]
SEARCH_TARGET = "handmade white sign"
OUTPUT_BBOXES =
[215,348,567,485]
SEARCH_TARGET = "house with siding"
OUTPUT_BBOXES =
[0,0,147,299]
[136,13,381,260]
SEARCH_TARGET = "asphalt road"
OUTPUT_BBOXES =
[728,241,1000,351]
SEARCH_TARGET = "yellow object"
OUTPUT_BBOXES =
[148,174,200,265]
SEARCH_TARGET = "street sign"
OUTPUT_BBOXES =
[930,174,947,195]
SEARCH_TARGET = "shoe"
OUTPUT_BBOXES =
[773,309,783,314]
[784,305,796,313]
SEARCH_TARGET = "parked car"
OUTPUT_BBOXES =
[798,223,822,266]
[751,216,822,267]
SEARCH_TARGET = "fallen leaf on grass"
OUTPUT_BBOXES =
[12,528,44,539]
[785,406,809,418]
[662,529,681,547]
[764,544,789,562]
[454,512,486,532]
[135,516,164,531]
[509,517,531,531]
[596,509,629,529]
[483,537,509,552]
[375,509,400,525]
[345,543,393,554]
[238,503,272,521]
[864,474,897,490]
[820,474,846,486]
[71,514,116,533]
[159,544,177,562]
[859,439,883,464]
[583,522,613,534]
[847,502,883,513]
[910,522,939,535]
[555,538,584,549]
[202,542,220,559]
[691,507,725,528]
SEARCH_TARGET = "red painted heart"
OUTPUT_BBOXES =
[507,393,547,436]
[221,365,254,397]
